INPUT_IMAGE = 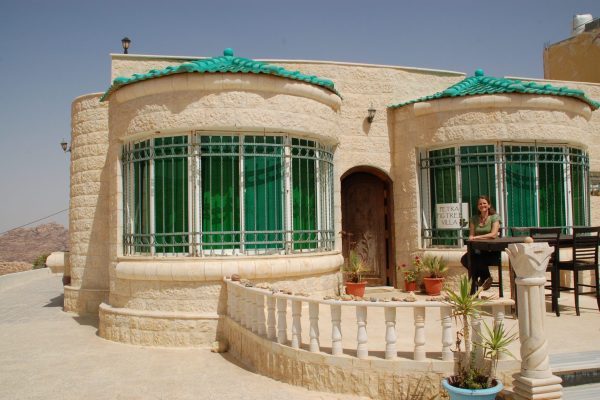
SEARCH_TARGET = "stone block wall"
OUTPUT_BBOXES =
[66,93,110,314]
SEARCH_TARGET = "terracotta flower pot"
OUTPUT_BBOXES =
[423,277,444,296]
[404,280,417,292]
[345,281,367,297]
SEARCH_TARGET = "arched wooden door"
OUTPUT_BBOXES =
[341,170,395,286]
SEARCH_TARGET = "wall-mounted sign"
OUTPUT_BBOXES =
[436,203,469,229]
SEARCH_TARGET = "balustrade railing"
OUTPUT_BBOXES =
[225,278,513,362]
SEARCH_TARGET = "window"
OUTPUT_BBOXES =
[420,143,589,248]
[122,133,334,256]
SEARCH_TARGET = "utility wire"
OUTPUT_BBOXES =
[0,208,68,236]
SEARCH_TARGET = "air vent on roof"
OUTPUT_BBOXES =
[584,17,600,32]
[572,14,593,36]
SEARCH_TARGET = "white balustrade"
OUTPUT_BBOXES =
[309,302,320,353]
[224,279,514,367]
[413,306,426,361]
[277,297,287,345]
[384,307,397,360]
[356,306,368,359]
[291,300,302,349]
[330,304,343,356]
[256,294,266,336]
[440,306,453,361]
[267,297,276,340]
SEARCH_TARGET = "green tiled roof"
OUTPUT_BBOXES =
[389,69,600,110]
[100,48,340,101]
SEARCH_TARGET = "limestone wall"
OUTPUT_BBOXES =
[66,93,110,314]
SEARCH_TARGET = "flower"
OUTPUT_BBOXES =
[399,262,419,283]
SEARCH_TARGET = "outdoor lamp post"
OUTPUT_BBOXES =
[121,37,131,54]
[367,105,376,123]
[60,139,70,153]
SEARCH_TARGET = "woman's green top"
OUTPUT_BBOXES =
[470,214,501,236]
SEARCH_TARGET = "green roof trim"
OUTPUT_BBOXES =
[100,48,341,101]
[389,69,600,110]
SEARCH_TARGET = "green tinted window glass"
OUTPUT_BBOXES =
[538,146,566,227]
[504,145,537,230]
[460,145,496,217]
[154,136,189,253]
[201,136,240,250]
[244,136,284,249]
[292,138,317,250]
[570,148,587,226]
[428,148,458,245]
[133,140,151,253]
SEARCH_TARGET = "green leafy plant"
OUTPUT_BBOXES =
[444,276,518,390]
[422,255,448,278]
[32,253,49,269]
[345,249,365,283]
[398,263,419,283]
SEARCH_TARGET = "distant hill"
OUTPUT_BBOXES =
[0,222,68,263]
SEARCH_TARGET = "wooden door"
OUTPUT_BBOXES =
[341,172,393,286]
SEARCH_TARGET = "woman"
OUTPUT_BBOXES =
[460,195,501,290]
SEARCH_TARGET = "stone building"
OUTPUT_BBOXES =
[66,47,600,347]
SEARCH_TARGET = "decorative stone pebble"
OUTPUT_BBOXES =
[391,296,403,302]
[404,292,417,302]
[255,282,271,289]
[380,298,390,302]
[369,297,378,302]
[231,274,241,281]
[341,294,353,301]
[323,295,337,300]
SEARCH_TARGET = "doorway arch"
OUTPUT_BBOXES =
[341,167,395,286]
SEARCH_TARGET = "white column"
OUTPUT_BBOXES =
[267,296,276,340]
[277,297,287,345]
[440,306,453,361]
[507,242,563,400]
[471,312,484,366]
[384,307,397,360]
[413,306,426,361]
[256,293,266,336]
[309,303,320,353]
[331,304,343,356]
[291,300,302,349]
[249,293,258,333]
[492,304,508,361]
[239,289,247,328]
[356,305,368,359]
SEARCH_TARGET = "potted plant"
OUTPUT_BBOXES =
[421,255,448,295]
[344,249,367,297]
[399,262,420,292]
[442,276,518,399]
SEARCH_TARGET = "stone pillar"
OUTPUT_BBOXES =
[507,241,563,400]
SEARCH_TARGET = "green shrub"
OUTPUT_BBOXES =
[32,253,50,269]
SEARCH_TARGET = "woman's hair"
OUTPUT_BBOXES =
[477,195,496,215]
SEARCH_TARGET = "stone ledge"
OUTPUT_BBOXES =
[99,303,219,347]
[115,252,343,282]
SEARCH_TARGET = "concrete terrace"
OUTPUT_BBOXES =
[1,269,599,399]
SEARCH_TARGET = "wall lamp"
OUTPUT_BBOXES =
[367,105,376,123]
[121,37,131,54]
[60,139,71,153]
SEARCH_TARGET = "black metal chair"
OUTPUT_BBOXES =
[556,226,600,316]
[530,227,562,316]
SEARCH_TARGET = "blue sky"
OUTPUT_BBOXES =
[1,0,599,234]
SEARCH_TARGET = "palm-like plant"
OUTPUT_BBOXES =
[444,276,518,390]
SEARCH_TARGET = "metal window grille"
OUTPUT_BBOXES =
[419,143,589,248]
[122,133,335,256]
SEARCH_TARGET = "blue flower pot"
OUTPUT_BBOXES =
[442,378,503,400]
